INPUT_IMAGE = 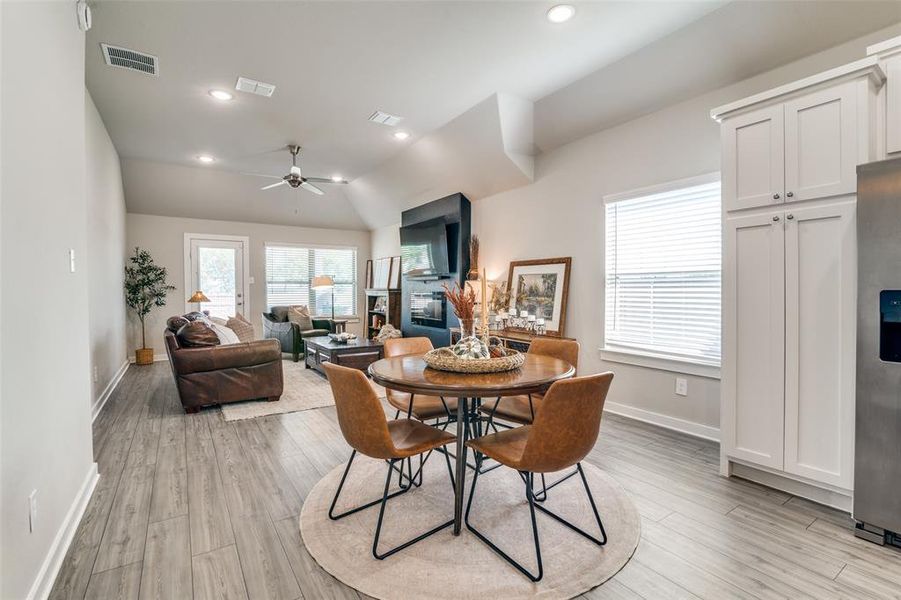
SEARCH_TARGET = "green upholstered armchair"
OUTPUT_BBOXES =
[262,306,334,362]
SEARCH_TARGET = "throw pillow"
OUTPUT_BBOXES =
[209,316,228,327]
[227,314,255,343]
[176,321,220,347]
[167,315,189,332]
[209,323,240,345]
[288,305,314,331]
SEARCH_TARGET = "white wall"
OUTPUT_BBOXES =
[371,223,401,260]
[126,213,371,356]
[1,3,97,598]
[379,23,901,435]
[86,91,128,414]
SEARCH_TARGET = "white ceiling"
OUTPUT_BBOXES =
[86,1,901,231]
[86,1,724,228]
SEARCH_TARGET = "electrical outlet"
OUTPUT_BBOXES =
[675,377,688,396]
[93,366,99,383]
[28,490,37,532]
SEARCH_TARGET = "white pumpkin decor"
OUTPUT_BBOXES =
[451,336,490,360]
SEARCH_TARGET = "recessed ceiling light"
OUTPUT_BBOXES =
[393,131,410,140]
[331,175,345,183]
[209,89,233,101]
[197,155,215,163]
[546,4,575,23]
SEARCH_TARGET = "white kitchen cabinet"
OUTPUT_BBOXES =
[783,201,856,488]
[885,54,901,155]
[722,105,784,212]
[722,212,785,469]
[714,58,883,213]
[784,82,858,202]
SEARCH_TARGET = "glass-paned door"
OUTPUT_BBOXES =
[188,238,246,319]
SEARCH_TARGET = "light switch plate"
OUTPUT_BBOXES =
[675,377,688,396]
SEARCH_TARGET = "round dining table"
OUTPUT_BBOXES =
[368,353,576,535]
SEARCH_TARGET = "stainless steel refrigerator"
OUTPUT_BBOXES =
[854,157,901,548]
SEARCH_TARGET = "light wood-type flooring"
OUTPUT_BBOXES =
[49,362,901,599]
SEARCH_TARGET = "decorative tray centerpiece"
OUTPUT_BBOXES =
[424,275,524,374]
[423,346,525,373]
[328,332,357,344]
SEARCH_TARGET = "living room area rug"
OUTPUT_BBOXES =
[220,359,385,422]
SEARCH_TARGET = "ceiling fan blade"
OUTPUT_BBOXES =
[304,176,348,184]
[240,171,283,180]
[261,180,288,190]
[300,181,325,195]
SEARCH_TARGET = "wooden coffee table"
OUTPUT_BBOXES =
[304,336,384,376]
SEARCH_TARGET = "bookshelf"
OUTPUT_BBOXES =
[365,289,401,339]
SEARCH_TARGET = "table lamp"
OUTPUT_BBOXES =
[187,290,210,313]
[311,275,336,320]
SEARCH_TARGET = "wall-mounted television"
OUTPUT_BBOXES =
[400,219,450,279]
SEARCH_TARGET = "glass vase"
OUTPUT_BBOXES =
[453,318,489,360]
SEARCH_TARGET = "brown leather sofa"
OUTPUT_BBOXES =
[164,329,284,413]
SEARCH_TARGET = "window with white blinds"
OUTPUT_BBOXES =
[604,177,721,366]
[265,245,358,318]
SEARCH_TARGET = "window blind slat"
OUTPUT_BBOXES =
[605,180,721,364]
[265,245,357,318]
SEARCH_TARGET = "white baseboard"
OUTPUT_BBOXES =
[92,360,129,422]
[604,401,720,442]
[26,463,99,600]
[730,461,852,512]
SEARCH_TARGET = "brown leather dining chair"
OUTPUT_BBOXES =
[383,337,458,424]
[479,337,580,426]
[464,372,614,582]
[323,362,457,560]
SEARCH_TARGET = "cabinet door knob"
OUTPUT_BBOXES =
[773,193,781,200]
[786,191,794,198]
[787,214,794,220]
[773,215,781,222]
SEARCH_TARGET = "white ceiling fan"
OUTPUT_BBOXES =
[247,145,347,195]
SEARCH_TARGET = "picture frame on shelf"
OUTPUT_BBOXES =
[506,257,571,337]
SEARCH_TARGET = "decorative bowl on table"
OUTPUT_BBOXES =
[328,332,357,344]
[422,346,525,373]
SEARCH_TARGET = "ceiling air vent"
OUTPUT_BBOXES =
[368,110,403,127]
[235,76,276,97]
[101,43,158,76]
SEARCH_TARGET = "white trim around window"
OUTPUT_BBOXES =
[603,172,722,372]
[264,241,360,319]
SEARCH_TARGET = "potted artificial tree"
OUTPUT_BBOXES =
[125,247,175,365]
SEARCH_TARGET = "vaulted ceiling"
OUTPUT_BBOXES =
[86,1,901,231]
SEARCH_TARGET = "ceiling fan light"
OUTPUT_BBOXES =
[331,175,345,183]
[209,89,233,101]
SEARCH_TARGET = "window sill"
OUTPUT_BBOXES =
[599,346,721,380]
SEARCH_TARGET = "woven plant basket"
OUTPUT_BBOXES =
[423,347,525,373]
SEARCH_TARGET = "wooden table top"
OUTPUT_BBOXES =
[368,353,575,397]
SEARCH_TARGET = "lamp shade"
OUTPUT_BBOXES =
[187,290,211,303]
[311,275,334,289]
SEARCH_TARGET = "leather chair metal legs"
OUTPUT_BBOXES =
[323,362,457,560]
[464,372,614,581]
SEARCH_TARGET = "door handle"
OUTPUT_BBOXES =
[786,191,794,198]
[786,214,794,220]
[773,193,781,200]
[772,215,780,222]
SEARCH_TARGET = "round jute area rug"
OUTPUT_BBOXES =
[300,454,640,600]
